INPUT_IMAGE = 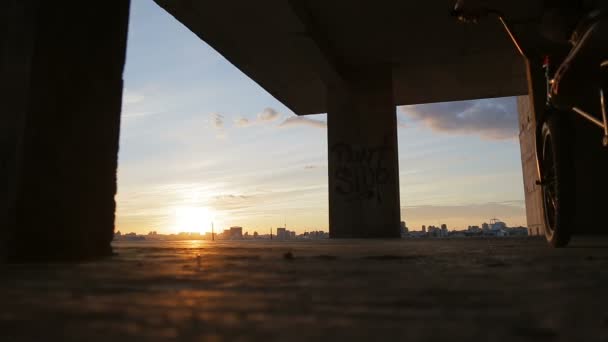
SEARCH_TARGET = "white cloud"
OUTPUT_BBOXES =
[399,97,518,140]
[121,90,158,119]
[279,116,327,129]
[122,111,160,119]
[234,108,282,128]
[123,92,145,105]
[257,108,281,122]
[234,117,251,127]
[211,113,224,129]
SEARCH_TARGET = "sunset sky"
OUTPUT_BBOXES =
[116,0,526,235]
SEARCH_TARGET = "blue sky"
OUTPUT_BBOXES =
[116,0,526,234]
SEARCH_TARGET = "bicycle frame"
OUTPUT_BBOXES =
[496,10,608,147]
[453,1,608,146]
[542,26,608,146]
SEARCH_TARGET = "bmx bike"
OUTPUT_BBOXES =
[452,1,608,247]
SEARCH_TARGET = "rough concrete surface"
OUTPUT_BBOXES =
[1,237,607,341]
[2,1,130,261]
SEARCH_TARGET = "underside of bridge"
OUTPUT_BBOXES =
[152,0,540,240]
[3,0,560,260]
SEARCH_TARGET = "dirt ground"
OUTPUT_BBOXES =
[1,237,607,341]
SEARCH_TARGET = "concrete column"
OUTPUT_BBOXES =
[1,1,130,261]
[517,96,545,236]
[327,67,401,238]
[518,59,552,237]
[0,1,36,259]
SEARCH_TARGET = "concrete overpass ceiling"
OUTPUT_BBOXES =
[154,0,544,114]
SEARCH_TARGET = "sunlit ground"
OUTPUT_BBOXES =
[2,237,608,340]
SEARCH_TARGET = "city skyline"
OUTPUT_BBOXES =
[116,216,522,237]
[115,217,528,241]
[116,0,527,235]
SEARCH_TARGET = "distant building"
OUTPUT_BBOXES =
[467,225,481,232]
[409,231,427,238]
[122,232,145,241]
[427,225,448,238]
[301,231,329,239]
[488,219,508,236]
[276,227,287,239]
[490,219,507,231]
[507,226,529,236]
[449,230,466,238]
[480,219,510,237]
[229,226,243,239]
[441,224,448,236]
[400,221,408,237]
[275,227,297,240]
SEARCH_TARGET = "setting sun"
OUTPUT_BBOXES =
[172,206,213,234]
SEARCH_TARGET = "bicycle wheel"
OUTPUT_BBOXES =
[540,113,574,247]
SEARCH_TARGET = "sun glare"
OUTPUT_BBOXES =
[173,206,213,234]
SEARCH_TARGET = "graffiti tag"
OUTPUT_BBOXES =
[331,143,392,203]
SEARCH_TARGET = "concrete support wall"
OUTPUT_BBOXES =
[1,1,130,261]
[0,1,37,259]
[517,96,544,236]
[327,67,401,238]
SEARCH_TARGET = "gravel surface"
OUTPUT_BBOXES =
[1,237,607,341]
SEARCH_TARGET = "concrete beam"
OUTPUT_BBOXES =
[286,0,348,93]
[1,1,130,261]
[327,67,401,238]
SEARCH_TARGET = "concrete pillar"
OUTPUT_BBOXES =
[327,67,401,238]
[517,96,545,236]
[1,1,130,261]
[518,59,549,237]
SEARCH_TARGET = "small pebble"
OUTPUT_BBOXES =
[283,251,294,260]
